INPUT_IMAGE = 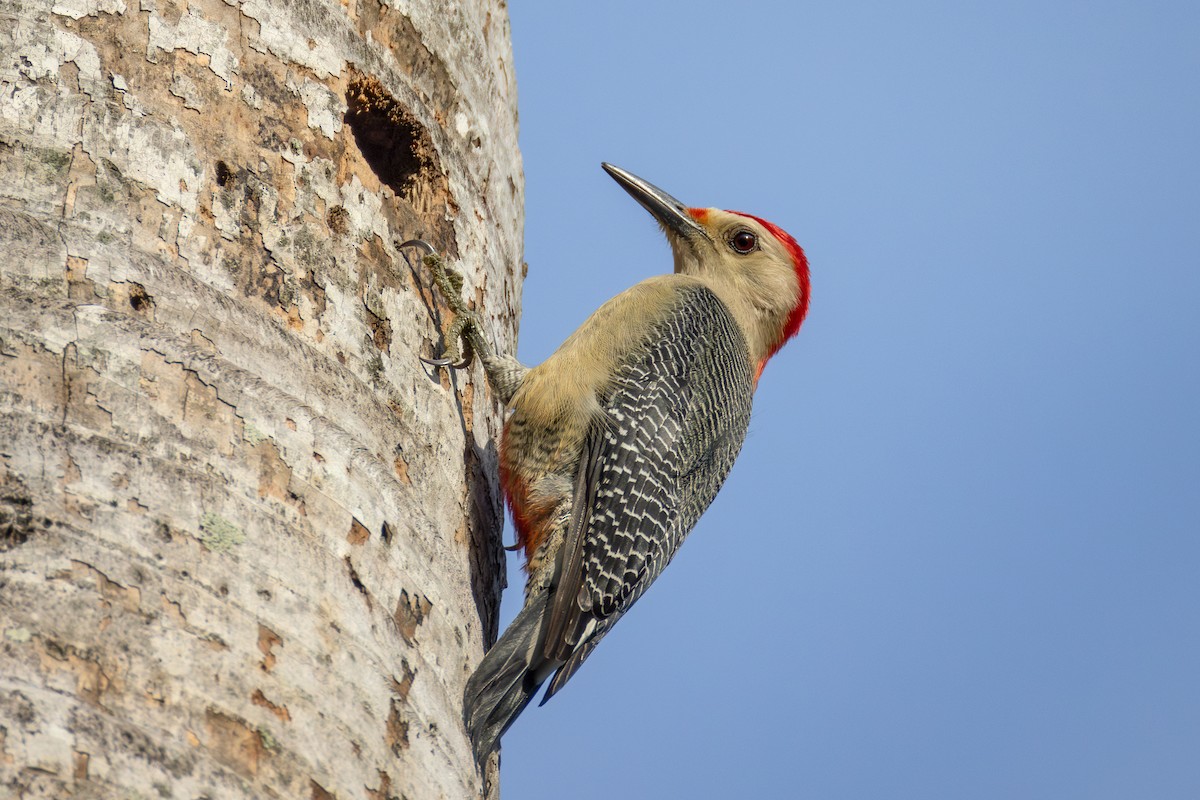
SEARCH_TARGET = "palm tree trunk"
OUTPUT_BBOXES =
[0,1,521,797]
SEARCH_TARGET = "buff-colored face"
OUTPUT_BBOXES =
[679,208,799,283]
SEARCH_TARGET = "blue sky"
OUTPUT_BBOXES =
[493,2,1200,797]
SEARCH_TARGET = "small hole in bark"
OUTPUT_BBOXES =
[128,283,153,313]
[345,76,433,197]
[344,556,371,606]
[215,160,233,187]
[0,477,35,552]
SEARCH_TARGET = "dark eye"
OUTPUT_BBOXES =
[730,230,757,254]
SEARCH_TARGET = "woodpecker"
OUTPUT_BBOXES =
[415,164,810,764]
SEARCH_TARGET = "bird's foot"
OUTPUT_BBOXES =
[400,239,482,370]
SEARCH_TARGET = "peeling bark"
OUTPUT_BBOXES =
[0,1,521,797]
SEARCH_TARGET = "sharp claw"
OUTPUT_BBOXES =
[503,541,523,552]
[398,239,437,256]
[420,354,472,370]
[402,239,481,371]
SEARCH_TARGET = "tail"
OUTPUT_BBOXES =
[463,591,551,764]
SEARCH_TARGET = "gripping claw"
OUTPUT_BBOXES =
[399,238,479,369]
[398,239,436,256]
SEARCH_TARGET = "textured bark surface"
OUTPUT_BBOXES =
[0,0,521,797]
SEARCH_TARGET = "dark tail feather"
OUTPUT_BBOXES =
[540,634,600,705]
[463,592,550,763]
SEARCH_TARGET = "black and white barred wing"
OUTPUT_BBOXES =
[541,286,755,701]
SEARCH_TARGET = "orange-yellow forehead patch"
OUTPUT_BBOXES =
[687,207,710,223]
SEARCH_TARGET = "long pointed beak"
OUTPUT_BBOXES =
[602,163,709,241]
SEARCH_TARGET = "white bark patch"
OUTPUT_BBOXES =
[6,18,103,93]
[240,82,263,110]
[288,75,345,139]
[178,209,197,241]
[0,22,98,147]
[250,189,286,251]
[169,72,204,111]
[83,105,203,213]
[146,7,239,83]
[337,174,388,241]
[241,0,345,79]
[0,85,82,148]
[293,155,340,207]
[51,0,128,19]
[21,709,75,776]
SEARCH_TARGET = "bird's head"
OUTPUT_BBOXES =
[603,163,810,379]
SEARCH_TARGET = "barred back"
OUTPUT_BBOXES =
[541,283,755,698]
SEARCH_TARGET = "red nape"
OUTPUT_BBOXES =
[729,210,811,359]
